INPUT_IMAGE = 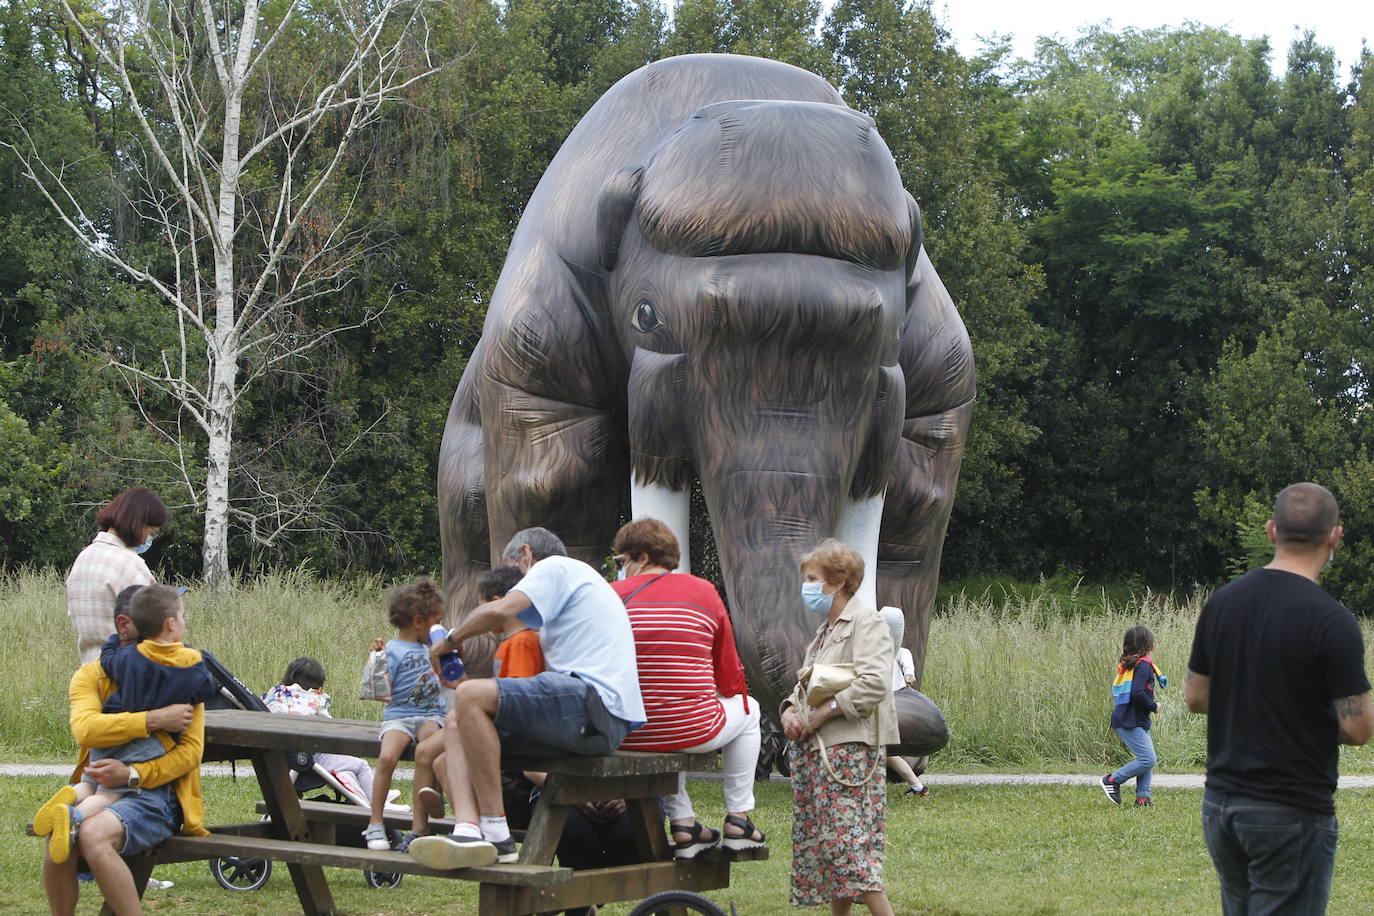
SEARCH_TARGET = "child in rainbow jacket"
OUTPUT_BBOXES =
[1100,625,1166,807]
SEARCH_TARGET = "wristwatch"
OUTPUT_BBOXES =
[127,766,141,789]
[829,699,839,712]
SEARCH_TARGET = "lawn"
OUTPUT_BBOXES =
[6,776,1374,914]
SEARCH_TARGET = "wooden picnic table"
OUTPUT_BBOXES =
[142,708,764,916]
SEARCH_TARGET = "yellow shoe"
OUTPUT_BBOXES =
[46,805,77,864]
[33,786,77,837]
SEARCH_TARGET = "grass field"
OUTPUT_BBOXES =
[6,777,1374,914]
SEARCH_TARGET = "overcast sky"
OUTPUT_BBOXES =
[925,0,1370,80]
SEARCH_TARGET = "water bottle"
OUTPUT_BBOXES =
[428,624,465,681]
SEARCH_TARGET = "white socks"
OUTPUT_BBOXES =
[451,821,482,840]
[480,815,511,843]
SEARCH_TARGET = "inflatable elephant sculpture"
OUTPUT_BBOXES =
[438,54,973,755]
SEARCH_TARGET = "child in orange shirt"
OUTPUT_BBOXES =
[485,566,543,678]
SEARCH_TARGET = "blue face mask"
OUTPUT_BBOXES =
[801,580,832,615]
[133,534,155,555]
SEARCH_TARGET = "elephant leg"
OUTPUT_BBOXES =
[877,399,973,685]
[438,369,491,624]
[480,380,628,574]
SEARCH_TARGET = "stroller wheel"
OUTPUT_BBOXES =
[628,890,728,915]
[363,867,403,889]
[210,855,272,891]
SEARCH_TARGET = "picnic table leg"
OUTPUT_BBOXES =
[517,774,571,865]
[252,748,337,916]
[625,796,672,862]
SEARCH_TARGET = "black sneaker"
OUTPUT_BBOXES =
[1134,797,1152,808]
[1100,775,1122,805]
[492,836,518,864]
[393,831,420,853]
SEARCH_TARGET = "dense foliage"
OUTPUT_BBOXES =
[3,0,1372,605]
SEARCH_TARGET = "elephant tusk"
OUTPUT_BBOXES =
[836,492,884,606]
[630,479,690,572]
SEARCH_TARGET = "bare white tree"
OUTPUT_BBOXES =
[4,0,446,588]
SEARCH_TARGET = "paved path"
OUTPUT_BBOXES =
[7,763,1374,789]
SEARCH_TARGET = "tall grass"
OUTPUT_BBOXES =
[7,570,1374,772]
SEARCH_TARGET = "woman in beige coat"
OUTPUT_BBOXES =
[780,539,898,914]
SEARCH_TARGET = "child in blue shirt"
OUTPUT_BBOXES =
[1101,625,1164,807]
[362,576,448,850]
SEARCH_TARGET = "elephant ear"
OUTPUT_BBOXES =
[597,166,644,272]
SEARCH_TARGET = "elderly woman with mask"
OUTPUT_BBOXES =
[66,487,169,664]
[780,539,897,915]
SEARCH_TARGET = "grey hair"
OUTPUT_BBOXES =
[501,527,569,564]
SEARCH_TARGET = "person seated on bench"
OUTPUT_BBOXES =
[408,527,646,870]
[35,585,214,866]
[41,586,207,916]
[611,518,766,857]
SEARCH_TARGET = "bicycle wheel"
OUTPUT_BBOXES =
[628,889,728,916]
[209,855,272,891]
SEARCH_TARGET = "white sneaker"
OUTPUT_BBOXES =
[146,878,174,891]
[408,833,498,870]
[362,822,390,850]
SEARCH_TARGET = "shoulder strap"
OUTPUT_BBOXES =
[621,572,669,605]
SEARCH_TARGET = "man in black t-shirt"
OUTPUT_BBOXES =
[1186,482,1373,915]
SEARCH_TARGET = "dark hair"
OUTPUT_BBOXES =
[1273,482,1340,547]
[129,584,182,640]
[113,584,145,623]
[1120,625,1156,669]
[282,657,326,690]
[478,565,524,602]
[500,527,568,564]
[386,575,445,629]
[799,539,864,596]
[96,487,170,550]
[612,518,681,571]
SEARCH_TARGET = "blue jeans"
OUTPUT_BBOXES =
[108,783,181,856]
[1111,726,1157,799]
[495,671,630,755]
[1201,788,1338,915]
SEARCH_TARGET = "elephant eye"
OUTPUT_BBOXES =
[631,301,662,333]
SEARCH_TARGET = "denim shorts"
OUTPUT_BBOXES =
[379,715,445,743]
[108,783,181,856]
[495,671,630,756]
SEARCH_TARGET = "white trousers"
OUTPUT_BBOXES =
[662,693,761,820]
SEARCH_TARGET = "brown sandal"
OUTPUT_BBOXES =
[721,814,766,851]
[671,821,721,859]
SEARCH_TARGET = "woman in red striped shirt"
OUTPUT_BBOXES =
[611,518,765,858]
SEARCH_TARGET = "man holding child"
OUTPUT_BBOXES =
[42,584,207,916]
[408,527,646,869]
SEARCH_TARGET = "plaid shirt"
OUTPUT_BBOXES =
[66,531,155,664]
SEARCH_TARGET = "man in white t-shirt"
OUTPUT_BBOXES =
[408,527,646,870]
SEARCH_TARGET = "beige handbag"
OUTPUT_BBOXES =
[805,662,858,705]
[799,663,881,788]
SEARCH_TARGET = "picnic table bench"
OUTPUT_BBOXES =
[112,708,763,916]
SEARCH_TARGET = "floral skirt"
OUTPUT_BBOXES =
[787,739,886,906]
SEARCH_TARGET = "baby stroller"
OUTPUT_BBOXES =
[200,651,405,891]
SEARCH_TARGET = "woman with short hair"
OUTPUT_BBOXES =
[66,487,169,663]
[611,518,765,858]
[781,538,897,915]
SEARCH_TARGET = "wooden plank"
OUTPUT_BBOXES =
[256,798,457,833]
[626,796,672,862]
[148,833,572,886]
[252,748,336,916]
[516,778,569,865]
[478,859,731,916]
[540,772,679,805]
